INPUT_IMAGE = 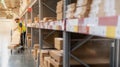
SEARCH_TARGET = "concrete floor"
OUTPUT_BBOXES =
[0,20,36,67]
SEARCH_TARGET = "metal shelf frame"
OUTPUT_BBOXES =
[22,0,120,67]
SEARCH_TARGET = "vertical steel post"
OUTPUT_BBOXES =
[31,7,34,49]
[115,39,120,67]
[63,32,70,67]
[39,29,43,49]
[39,0,42,20]
[38,0,42,67]
[38,0,43,67]
[110,40,115,67]
[38,0,43,49]
[31,28,33,48]
[63,0,70,67]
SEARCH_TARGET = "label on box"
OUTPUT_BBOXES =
[79,25,89,34]
[117,16,120,26]
[89,26,106,36]
[106,26,116,38]
[77,0,84,6]
[40,23,42,28]
[66,19,79,32]
[104,0,115,13]
[58,20,64,30]
[44,23,48,29]
[91,6,99,14]
[48,22,54,29]
[84,17,99,26]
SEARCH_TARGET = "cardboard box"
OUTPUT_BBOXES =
[43,17,56,22]
[56,5,63,13]
[27,33,31,39]
[40,50,49,67]
[74,6,90,18]
[31,49,37,59]
[97,0,105,17]
[115,0,120,15]
[54,38,63,50]
[57,13,63,20]
[67,3,76,12]
[34,44,39,49]
[89,0,105,17]
[77,0,92,7]
[49,50,63,63]
[57,0,63,5]
[66,12,75,19]
[49,57,62,67]
[27,39,31,48]
[8,44,19,49]
[44,57,54,67]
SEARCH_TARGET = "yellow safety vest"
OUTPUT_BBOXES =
[18,22,26,33]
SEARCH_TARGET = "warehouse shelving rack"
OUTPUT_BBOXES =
[20,0,120,67]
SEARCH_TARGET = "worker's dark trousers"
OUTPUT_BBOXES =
[20,32,26,50]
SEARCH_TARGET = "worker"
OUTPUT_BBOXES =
[14,18,26,52]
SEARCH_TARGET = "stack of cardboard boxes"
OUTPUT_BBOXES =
[56,0,63,20]
[48,50,63,67]
[39,37,81,67]
[31,44,40,60]
[40,49,49,67]
[27,33,31,48]
[66,3,76,19]
[39,37,63,67]
[48,38,63,67]
[74,0,92,18]
[89,0,102,17]
[89,0,120,17]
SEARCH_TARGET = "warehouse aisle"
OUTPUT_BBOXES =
[0,20,36,67]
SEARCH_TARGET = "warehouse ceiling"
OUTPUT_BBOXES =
[0,0,20,18]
